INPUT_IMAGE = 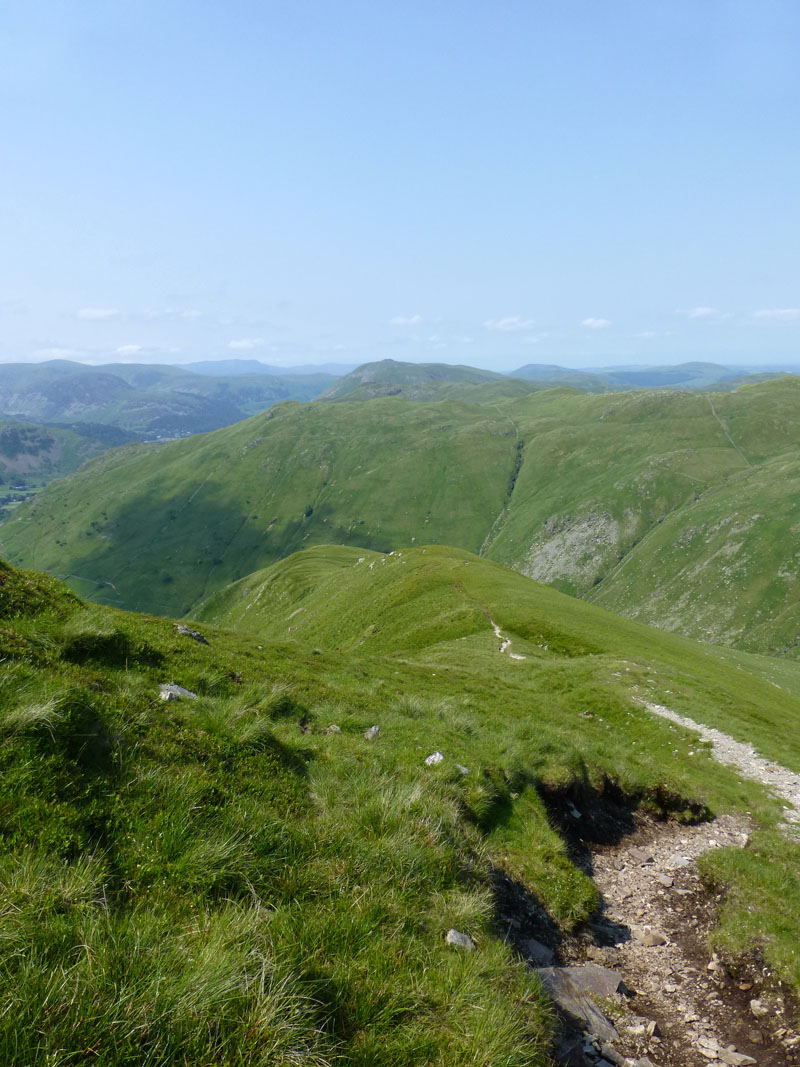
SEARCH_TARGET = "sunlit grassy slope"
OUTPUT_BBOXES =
[7,546,800,1062]
[5,545,800,1065]
[2,377,799,653]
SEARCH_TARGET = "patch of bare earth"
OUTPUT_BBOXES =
[496,805,800,1067]
[572,813,799,1066]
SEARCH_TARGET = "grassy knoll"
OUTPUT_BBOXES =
[2,377,799,655]
[4,546,800,1062]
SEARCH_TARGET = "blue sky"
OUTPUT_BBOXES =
[1,0,799,370]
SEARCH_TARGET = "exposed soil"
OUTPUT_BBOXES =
[572,812,799,1066]
[495,791,800,1067]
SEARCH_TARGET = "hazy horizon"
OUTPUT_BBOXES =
[4,353,800,378]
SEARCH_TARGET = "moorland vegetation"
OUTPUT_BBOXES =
[3,545,800,1064]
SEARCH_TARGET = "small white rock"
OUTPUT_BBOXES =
[445,929,475,951]
[425,751,445,766]
[159,683,198,701]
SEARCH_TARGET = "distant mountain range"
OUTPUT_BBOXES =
[0,360,337,438]
[0,358,787,445]
[185,359,359,376]
[510,360,787,392]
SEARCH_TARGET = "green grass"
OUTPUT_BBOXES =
[5,542,800,1061]
[4,377,800,658]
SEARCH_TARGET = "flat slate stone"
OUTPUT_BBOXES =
[537,967,620,1043]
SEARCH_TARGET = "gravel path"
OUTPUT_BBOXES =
[578,814,799,1066]
[643,702,800,828]
[489,618,526,660]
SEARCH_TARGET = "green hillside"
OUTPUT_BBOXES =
[0,420,128,487]
[2,378,799,655]
[4,546,800,1064]
[0,398,520,616]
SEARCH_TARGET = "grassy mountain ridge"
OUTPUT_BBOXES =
[319,358,517,401]
[2,377,799,654]
[4,546,800,1063]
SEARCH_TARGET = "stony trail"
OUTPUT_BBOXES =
[573,814,799,1066]
[506,699,800,1065]
[525,811,800,1067]
[642,702,800,830]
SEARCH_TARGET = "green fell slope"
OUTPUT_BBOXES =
[2,378,799,654]
[0,399,520,616]
[4,546,800,1065]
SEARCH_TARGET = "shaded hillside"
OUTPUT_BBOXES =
[0,398,520,616]
[4,547,800,1063]
[3,378,800,654]
[0,360,336,437]
[0,420,129,487]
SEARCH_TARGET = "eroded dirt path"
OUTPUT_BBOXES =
[497,801,800,1066]
[565,813,800,1066]
[495,704,800,1063]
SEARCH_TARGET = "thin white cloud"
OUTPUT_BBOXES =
[484,316,536,332]
[675,306,729,320]
[582,317,611,329]
[77,307,119,320]
[115,344,143,356]
[635,331,657,339]
[390,314,422,325]
[228,337,264,350]
[753,308,800,321]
